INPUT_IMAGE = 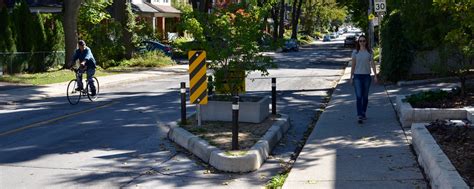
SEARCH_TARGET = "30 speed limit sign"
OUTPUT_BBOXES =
[374,0,386,12]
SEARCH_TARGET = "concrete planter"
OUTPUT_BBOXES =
[201,95,270,123]
[167,114,290,172]
[411,123,469,189]
[395,95,467,128]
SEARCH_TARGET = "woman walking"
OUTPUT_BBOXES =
[350,35,378,124]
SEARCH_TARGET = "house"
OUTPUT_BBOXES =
[131,0,181,40]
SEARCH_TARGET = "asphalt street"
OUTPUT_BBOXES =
[0,36,352,188]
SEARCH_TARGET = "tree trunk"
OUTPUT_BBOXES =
[460,75,466,97]
[191,0,210,12]
[113,0,133,59]
[63,0,82,69]
[291,0,303,39]
[271,7,279,42]
[278,0,285,38]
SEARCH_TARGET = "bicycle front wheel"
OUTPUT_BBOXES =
[86,77,99,101]
[67,79,81,105]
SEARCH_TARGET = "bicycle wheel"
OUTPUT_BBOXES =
[67,79,81,105]
[86,77,99,101]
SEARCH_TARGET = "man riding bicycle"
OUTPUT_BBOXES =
[72,40,97,96]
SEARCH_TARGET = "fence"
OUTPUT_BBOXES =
[0,51,65,75]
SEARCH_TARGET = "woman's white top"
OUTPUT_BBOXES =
[352,49,373,75]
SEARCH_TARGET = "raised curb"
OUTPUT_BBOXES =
[411,123,469,189]
[395,95,466,128]
[168,114,290,172]
[396,77,459,87]
[466,108,474,123]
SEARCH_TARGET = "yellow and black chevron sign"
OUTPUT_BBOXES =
[188,51,208,104]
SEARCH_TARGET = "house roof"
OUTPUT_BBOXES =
[131,2,159,13]
[145,2,181,14]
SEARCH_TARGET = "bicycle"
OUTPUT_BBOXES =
[66,67,100,105]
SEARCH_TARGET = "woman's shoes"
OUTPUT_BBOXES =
[358,116,363,124]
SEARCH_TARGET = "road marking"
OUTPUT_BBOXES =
[0,101,118,137]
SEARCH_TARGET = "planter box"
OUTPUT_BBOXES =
[201,95,270,123]
[167,114,290,172]
[395,95,467,128]
[411,123,469,189]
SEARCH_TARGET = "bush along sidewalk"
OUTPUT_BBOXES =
[0,51,175,85]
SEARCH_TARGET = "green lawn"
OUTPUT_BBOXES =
[0,69,112,85]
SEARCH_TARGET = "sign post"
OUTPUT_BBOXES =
[374,0,386,64]
[188,51,208,127]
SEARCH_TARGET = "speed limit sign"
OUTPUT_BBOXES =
[374,0,386,12]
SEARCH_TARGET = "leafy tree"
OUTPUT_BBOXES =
[380,10,413,82]
[182,3,274,96]
[10,0,35,73]
[336,0,368,33]
[432,0,474,96]
[301,0,346,35]
[0,7,15,52]
[11,0,34,53]
[28,13,48,73]
[0,7,15,74]
[400,0,451,50]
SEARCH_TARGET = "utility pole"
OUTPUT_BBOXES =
[368,0,375,49]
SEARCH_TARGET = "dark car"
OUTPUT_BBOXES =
[344,35,356,48]
[282,39,299,52]
[138,40,173,57]
[323,35,331,42]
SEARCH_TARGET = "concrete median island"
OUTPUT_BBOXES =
[395,95,467,128]
[411,123,470,189]
[167,113,290,172]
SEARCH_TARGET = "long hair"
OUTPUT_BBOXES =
[355,35,372,54]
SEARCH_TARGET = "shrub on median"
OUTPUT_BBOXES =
[119,51,175,67]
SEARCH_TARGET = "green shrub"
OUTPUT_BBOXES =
[266,173,288,189]
[120,51,175,67]
[171,36,194,58]
[380,10,414,82]
[373,46,380,63]
[404,90,450,105]
[313,31,323,39]
[0,7,15,52]
[299,35,314,45]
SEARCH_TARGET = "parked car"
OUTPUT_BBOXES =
[137,40,173,57]
[330,33,337,39]
[344,35,356,48]
[323,35,331,42]
[282,39,299,52]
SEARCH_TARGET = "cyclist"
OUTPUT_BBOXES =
[72,40,97,96]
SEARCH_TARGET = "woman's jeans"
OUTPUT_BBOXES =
[353,74,371,117]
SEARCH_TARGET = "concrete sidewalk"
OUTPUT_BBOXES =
[0,65,188,105]
[283,66,427,189]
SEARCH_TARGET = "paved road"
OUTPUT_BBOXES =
[0,38,351,188]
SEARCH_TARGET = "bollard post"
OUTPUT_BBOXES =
[180,82,186,125]
[232,96,239,150]
[272,78,276,115]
